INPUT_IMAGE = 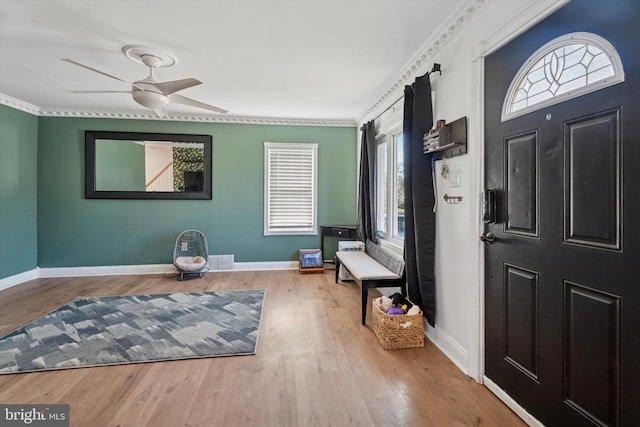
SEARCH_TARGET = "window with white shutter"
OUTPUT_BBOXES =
[264,142,318,235]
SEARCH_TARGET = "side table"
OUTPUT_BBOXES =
[320,224,358,262]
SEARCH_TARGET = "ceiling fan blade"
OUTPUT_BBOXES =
[62,58,130,84]
[170,93,228,114]
[154,78,202,96]
[62,59,143,90]
[70,90,132,94]
[155,108,168,118]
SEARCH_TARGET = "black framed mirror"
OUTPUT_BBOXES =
[85,131,212,200]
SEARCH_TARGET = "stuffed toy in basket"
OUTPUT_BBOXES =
[372,295,425,350]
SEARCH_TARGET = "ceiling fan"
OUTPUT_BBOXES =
[63,45,227,117]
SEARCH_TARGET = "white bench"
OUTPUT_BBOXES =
[335,240,405,325]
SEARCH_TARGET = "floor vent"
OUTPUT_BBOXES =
[208,255,234,271]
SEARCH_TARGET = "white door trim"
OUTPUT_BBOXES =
[468,0,571,382]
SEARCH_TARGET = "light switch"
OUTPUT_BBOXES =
[450,170,461,188]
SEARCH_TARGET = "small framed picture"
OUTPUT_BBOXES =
[299,249,324,272]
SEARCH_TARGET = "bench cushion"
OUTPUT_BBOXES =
[335,251,401,281]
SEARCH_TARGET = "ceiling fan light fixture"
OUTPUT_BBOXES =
[132,90,169,109]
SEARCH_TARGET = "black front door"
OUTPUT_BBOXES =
[484,1,639,425]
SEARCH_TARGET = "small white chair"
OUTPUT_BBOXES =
[173,229,209,280]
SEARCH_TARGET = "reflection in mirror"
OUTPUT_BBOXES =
[94,140,205,192]
[86,131,212,200]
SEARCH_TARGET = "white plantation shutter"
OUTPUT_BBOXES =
[264,142,318,235]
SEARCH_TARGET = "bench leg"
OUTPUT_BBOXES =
[335,257,340,283]
[361,283,368,325]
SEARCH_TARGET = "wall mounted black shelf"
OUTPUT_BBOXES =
[423,116,467,159]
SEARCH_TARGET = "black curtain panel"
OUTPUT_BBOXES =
[403,74,436,327]
[356,120,376,244]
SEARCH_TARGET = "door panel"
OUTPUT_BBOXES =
[484,0,639,425]
[564,281,621,426]
[504,264,539,381]
[505,132,538,236]
[564,109,621,249]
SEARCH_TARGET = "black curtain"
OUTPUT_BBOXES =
[356,120,376,243]
[403,74,436,327]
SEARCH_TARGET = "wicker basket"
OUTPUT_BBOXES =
[372,299,425,350]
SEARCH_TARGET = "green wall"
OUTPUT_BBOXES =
[0,105,38,279]
[37,116,357,267]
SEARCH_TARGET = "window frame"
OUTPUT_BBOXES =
[375,122,404,248]
[263,142,318,236]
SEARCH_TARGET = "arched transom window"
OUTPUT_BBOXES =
[502,32,625,121]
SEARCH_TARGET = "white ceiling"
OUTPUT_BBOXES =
[0,0,478,123]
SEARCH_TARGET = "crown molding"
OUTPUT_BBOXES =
[356,0,492,124]
[0,93,41,115]
[474,0,570,60]
[0,94,356,128]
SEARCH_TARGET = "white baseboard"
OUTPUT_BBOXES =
[0,268,39,291]
[38,264,174,278]
[482,376,545,427]
[4,261,300,285]
[425,323,470,377]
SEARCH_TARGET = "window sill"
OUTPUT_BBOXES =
[264,229,318,236]
[377,238,404,256]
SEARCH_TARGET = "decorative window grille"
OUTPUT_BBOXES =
[502,32,625,121]
[264,142,318,235]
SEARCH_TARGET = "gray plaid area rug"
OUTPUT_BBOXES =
[0,289,265,374]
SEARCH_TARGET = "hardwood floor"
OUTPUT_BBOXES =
[0,270,525,427]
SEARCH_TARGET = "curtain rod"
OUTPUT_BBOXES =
[364,63,442,126]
